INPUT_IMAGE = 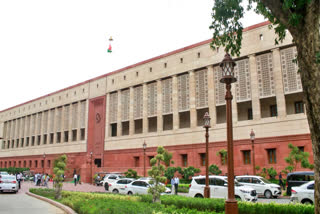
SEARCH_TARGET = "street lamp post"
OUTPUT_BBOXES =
[43,153,46,174]
[203,112,211,198]
[250,129,256,175]
[220,53,238,214]
[90,152,93,184]
[143,141,147,177]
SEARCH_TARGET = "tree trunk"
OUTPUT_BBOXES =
[294,13,320,212]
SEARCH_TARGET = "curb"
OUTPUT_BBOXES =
[26,191,77,214]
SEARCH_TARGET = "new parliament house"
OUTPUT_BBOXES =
[0,21,313,182]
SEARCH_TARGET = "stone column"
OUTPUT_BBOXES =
[157,80,163,132]
[77,101,81,141]
[105,93,110,139]
[249,54,261,120]
[68,104,73,142]
[231,84,238,122]
[40,112,45,145]
[272,48,287,118]
[207,65,217,125]
[53,108,58,144]
[172,75,179,130]
[129,87,135,135]
[189,70,197,129]
[34,115,38,146]
[61,105,66,143]
[117,90,122,136]
[47,110,52,143]
[142,83,148,133]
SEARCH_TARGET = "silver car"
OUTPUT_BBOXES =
[0,175,19,193]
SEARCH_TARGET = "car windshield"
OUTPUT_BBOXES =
[260,178,271,184]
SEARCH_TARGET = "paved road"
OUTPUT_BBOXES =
[0,192,65,214]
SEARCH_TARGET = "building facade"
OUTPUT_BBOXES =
[0,21,313,182]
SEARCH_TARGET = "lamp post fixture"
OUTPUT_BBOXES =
[143,141,147,177]
[250,129,256,175]
[203,112,211,198]
[43,153,46,174]
[90,152,93,184]
[220,53,238,214]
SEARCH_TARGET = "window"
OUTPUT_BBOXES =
[164,63,167,68]
[267,148,276,164]
[41,160,44,168]
[181,154,188,167]
[29,160,32,168]
[149,67,152,72]
[31,136,35,146]
[35,160,38,168]
[80,128,85,140]
[50,133,54,144]
[242,150,251,164]
[295,101,304,114]
[64,131,69,142]
[110,124,117,137]
[270,105,278,117]
[56,132,61,143]
[298,146,304,152]
[72,130,77,141]
[136,72,139,77]
[123,75,126,80]
[197,52,201,58]
[43,135,47,144]
[259,34,263,40]
[47,160,51,168]
[134,157,139,167]
[180,58,183,63]
[248,108,253,120]
[200,153,206,166]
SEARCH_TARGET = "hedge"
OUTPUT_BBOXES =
[166,184,190,193]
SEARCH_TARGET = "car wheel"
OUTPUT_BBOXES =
[128,191,133,195]
[104,183,109,191]
[264,190,272,199]
[112,189,119,194]
[195,194,203,198]
[302,199,313,205]
[235,195,242,201]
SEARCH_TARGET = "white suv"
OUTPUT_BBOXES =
[236,175,281,198]
[290,181,314,205]
[188,175,257,202]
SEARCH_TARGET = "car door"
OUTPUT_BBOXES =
[306,183,314,202]
[212,178,227,199]
[251,178,264,195]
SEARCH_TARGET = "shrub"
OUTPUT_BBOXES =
[166,184,189,193]
[209,164,222,175]
[124,169,138,178]
[267,167,277,179]
[177,166,201,180]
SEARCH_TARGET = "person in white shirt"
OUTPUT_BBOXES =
[174,175,179,195]
[73,174,78,186]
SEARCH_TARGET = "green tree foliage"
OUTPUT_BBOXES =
[124,169,138,179]
[267,167,277,179]
[177,166,201,180]
[147,146,167,203]
[216,149,227,165]
[53,154,67,200]
[164,166,177,180]
[163,149,174,167]
[285,143,314,171]
[209,164,222,175]
[210,1,320,212]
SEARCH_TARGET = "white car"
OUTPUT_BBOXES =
[290,181,314,205]
[0,175,19,193]
[101,174,125,191]
[109,178,135,194]
[236,175,281,198]
[126,180,171,195]
[0,172,8,175]
[188,175,257,202]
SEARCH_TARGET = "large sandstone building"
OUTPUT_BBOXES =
[0,22,312,182]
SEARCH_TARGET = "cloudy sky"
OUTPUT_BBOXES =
[0,0,265,111]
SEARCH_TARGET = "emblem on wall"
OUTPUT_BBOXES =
[95,113,101,123]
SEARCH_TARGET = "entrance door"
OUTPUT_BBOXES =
[87,96,106,167]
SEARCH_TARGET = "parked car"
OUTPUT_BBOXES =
[101,174,125,191]
[286,171,314,196]
[0,172,8,175]
[0,175,19,193]
[188,175,257,202]
[290,181,314,204]
[126,180,171,195]
[236,175,281,198]
[109,178,135,194]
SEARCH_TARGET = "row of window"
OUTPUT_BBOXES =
[0,159,51,169]
[1,128,85,150]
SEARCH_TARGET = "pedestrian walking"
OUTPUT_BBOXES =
[44,174,49,188]
[170,177,175,194]
[16,172,21,189]
[174,175,179,195]
[73,174,78,186]
[279,172,285,190]
[77,174,81,184]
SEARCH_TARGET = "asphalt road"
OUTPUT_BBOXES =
[0,192,65,214]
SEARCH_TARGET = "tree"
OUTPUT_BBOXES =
[163,149,174,167]
[177,166,201,180]
[124,169,138,179]
[267,167,277,179]
[164,166,177,180]
[209,164,222,175]
[53,154,67,200]
[285,143,314,171]
[210,1,320,212]
[216,149,227,165]
[147,146,167,203]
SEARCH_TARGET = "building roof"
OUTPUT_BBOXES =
[1,21,270,113]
